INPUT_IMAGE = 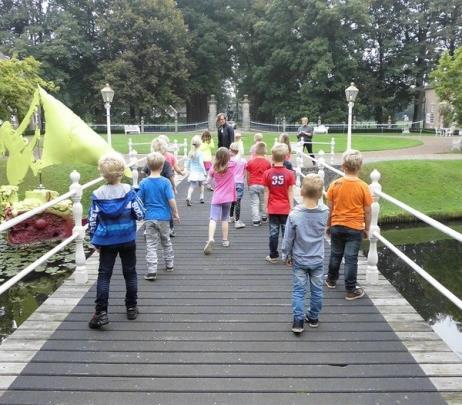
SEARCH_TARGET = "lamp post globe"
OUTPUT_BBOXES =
[345,82,358,151]
[101,83,114,147]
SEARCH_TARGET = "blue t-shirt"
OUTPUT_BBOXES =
[138,176,174,221]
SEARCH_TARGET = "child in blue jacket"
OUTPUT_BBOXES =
[88,153,145,329]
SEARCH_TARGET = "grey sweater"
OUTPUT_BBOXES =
[282,203,329,267]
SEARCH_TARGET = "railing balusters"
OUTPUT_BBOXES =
[129,149,139,188]
[317,150,326,206]
[330,137,335,164]
[183,138,188,159]
[69,170,88,284]
[366,169,382,284]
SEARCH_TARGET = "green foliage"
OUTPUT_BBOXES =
[0,56,57,121]
[361,160,462,221]
[430,47,462,125]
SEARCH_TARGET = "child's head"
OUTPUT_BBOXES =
[301,174,324,200]
[254,141,267,156]
[98,152,126,184]
[151,138,167,155]
[158,134,170,145]
[146,152,165,173]
[342,149,363,174]
[301,117,308,125]
[191,135,202,148]
[271,143,288,163]
[254,133,263,143]
[201,130,211,143]
[235,132,242,141]
[213,147,230,173]
[278,132,291,153]
[229,142,240,156]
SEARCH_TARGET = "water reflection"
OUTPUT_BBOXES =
[378,225,462,358]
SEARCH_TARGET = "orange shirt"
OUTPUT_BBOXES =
[326,176,373,230]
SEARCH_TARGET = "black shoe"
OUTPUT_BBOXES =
[144,272,157,281]
[291,319,304,335]
[200,198,204,204]
[186,199,192,206]
[261,217,268,224]
[127,307,139,320]
[169,229,176,238]
[88,311,109,329]
[165,266,174,272]
[253,221,261,227]
[325,278,336,289]
[305,316,319,328]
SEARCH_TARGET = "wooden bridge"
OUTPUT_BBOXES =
[0,181,461,404]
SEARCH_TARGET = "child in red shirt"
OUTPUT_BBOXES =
[246,142,271,226]
[263,143,295,263]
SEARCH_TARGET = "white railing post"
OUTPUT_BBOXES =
[274,137,278,146]
[128,138,133,154]
[367,169,382,284]
[317,150,326,205]
[129,149,139,188]
[69,170,88,284]
[173,139,178,160]
[183,138,188,160]
[330,137,335,164]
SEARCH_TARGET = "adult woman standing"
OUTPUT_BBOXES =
[216,113,235,149]
[297,117,314,161]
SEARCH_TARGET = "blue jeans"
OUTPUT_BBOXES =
[328,226,363,292]
[292,262,324,321]
[269,214,288,258]
[95,241,137,312]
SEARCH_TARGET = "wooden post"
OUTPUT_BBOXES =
[69,170,88,284]
[330,137,335,164]
[367,169,382,284]
[129,149,139,188]
[317,150,325,206]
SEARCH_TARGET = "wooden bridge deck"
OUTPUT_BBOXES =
[0,180,461,404]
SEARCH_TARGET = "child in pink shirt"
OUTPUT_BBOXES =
[203,147,236,255]
[229,142,247,229]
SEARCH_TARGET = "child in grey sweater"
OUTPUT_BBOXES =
[282,174,328,334]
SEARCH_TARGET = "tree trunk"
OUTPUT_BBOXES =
[186,93,208,123]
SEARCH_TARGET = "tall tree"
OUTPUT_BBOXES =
[96,0,190,122]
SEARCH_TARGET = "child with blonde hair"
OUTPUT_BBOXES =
[249,133,264,158]
[158,134,184,176]
[325,149,372,300]
[234,132,245,156]
[88,152,145,329]
[186,135,207,206]
[203,147,236,255]
[138,152,179,281]
[282,174,328,334]
[278,133,293,170]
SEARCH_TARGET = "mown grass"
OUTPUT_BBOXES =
[108,132,422,155]
[361,160,462,222]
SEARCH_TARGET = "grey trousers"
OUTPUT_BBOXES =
[144,220,174,273]
[249,184,266,222]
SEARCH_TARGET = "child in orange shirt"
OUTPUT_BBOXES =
[325,150,372,300]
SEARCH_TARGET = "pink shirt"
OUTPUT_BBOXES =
[165,152,176,168]
[231,156,247,184]
[209,161,236,204]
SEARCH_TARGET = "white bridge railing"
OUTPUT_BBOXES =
[294,147,462,311]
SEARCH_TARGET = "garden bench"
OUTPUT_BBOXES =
[124,125,141,135]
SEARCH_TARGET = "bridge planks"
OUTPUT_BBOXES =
[0,179,459,404]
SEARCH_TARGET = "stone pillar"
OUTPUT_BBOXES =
[140,116,145,133]
[241,95,250,131]
[208,95,217,132]
[387,115,392,129]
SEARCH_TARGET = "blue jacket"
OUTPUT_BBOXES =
[88,184,145,246]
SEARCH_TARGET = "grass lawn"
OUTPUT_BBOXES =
[361,160,462,222]
[107,132,422,155]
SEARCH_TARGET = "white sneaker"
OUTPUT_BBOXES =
[235,220,246,229]
[228,217,235,223]
[222,240,230,247]
[203,240,214,255]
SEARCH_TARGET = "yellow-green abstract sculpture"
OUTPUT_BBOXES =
[0,86,118,185]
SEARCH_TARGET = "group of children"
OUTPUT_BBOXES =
[88,131,372,336]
